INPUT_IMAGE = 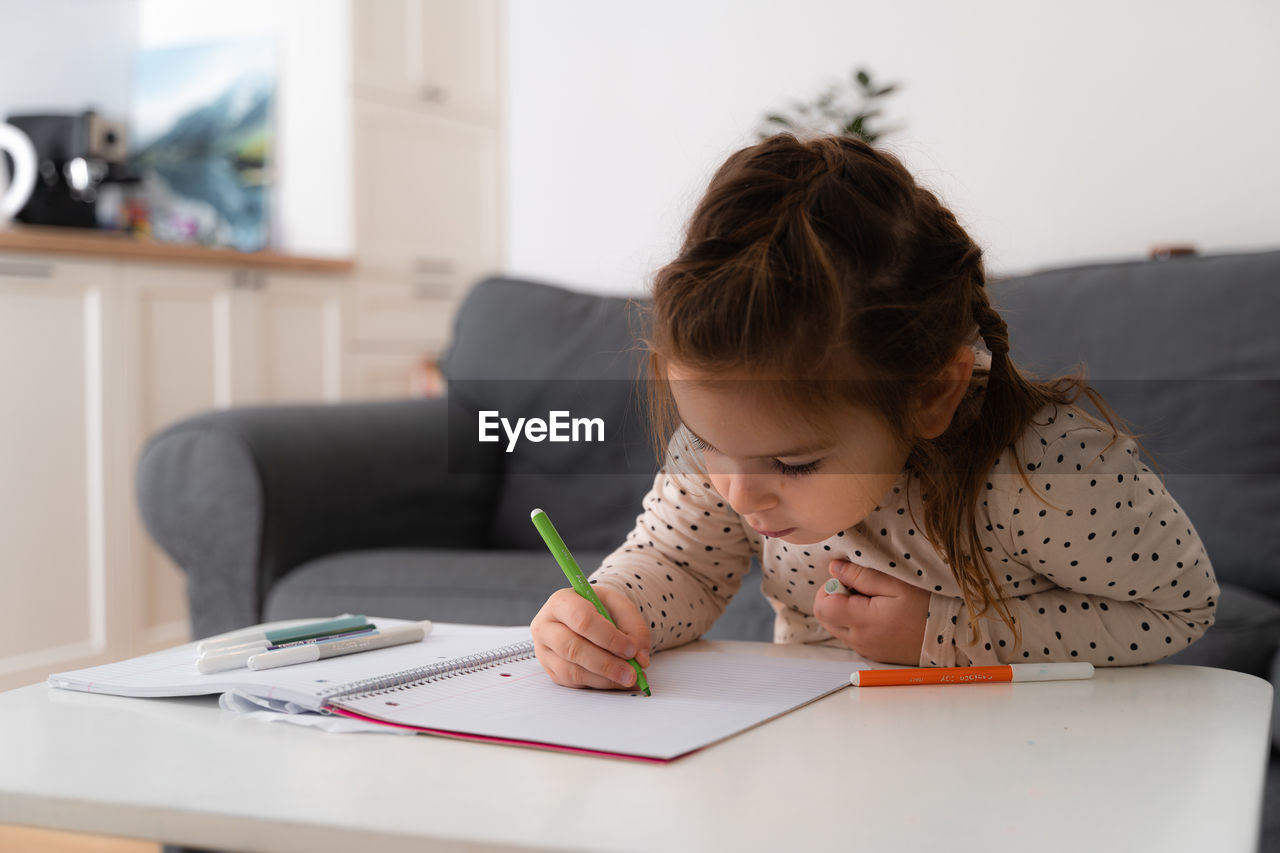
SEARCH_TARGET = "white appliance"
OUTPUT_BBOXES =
[0,122,37,223]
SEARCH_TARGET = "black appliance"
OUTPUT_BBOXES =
[4,110,131,228]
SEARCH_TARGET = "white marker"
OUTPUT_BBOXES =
[196,626,379,674]
[246,621,434,671]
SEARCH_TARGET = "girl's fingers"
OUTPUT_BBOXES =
[539,620,639,688]
[814,584,871,633]
[596,586,652,668]
[548,588,642,663]
[535,646,631,690]
[829,560,904,597]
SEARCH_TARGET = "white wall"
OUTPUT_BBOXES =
[136,0,352,258]
[0,0,137,125]
[504,0,1280,293]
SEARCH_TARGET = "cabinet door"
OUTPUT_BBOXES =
[347,273,456,348]
[352,0,501,122]
[416,0,501,121]
[353,99,500,290]
[351,0,416,100]
[255,273,345,403]
[0,258,123,690]
[118,264,238,652]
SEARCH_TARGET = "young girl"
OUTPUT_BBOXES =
[530,133,1218,690]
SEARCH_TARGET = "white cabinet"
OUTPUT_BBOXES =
[352,100,499,279]
[116,265,230,654]
[352,0,501,123]
[0,258,125,686]
[258,273,346,403]
[347,98,497,372]
[346,0,503,400]
[0,256,347,692]
[119,265,345,410]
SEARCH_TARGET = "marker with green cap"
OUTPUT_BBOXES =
[531,508,651,696]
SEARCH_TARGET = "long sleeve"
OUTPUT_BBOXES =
[588,461,757,652]
[921,412,1218,667]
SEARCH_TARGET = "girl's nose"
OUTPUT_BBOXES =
[723,474,778,516]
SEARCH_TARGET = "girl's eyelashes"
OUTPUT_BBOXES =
[773,458,822,477]
[686,429,823,477]
[686,431,715,453]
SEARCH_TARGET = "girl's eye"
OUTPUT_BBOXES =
[687,428,820,475]
[772,459,821,477]
[686,431,715,453]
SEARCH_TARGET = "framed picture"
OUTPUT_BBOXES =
[131,39,276,251]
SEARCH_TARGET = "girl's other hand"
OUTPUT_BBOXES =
[814,560,929,665]
[531,586,652,690]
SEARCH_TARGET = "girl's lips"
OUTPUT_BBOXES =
[754,527,796,538]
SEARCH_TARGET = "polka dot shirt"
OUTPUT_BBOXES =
[587,402,1219,667]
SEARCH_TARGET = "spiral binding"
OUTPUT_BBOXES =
[321,639,536,704]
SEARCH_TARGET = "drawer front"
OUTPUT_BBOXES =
[350,278,455,348]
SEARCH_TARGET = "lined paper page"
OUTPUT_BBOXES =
[331,647,854,760]
[48,623,533,710]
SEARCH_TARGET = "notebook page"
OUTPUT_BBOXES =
[330,647,854,760]
[48,623,532,711]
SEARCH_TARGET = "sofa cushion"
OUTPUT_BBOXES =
[264,548,606,626]
[264,549,776,642]
[440,277,657,552]
[992,250,1280,599]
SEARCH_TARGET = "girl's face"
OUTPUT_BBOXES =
[666,363,912,545]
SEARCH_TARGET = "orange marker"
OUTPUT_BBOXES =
[851,662,1094,687]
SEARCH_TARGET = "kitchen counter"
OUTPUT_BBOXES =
[0,224,352,273]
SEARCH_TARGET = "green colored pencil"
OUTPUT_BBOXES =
[531,508,651,696]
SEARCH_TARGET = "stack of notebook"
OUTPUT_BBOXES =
[49,619,858,762]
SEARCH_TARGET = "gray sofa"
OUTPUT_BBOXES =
[138,250,1279,846]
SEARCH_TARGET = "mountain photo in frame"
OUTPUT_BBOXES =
[131,40,276,251]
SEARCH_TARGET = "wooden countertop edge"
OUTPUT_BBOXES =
[0,226,353,274]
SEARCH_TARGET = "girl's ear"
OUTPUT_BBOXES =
[913,346,977,440]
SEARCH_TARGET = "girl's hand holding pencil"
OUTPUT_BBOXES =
[532,585,653,691]
[814,559,931,666]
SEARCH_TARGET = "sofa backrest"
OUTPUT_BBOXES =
[991,250,1280,598]
[442,252,1280,600]
[440,277,657,551]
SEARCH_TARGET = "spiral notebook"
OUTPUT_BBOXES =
[49,620,856,762]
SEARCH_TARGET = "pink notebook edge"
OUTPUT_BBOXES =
[326,705,677,764]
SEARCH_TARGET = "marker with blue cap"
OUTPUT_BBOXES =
[824,578,851,596]
[197,615,372,655]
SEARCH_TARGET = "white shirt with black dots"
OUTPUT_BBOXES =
[587,403,1219,667]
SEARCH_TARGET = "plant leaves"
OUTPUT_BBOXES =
[761,65,905,143]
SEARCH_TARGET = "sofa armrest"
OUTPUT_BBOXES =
[136,396,502,639]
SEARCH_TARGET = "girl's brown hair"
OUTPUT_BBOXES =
[645,132,1127,643]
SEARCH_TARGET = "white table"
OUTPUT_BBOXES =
[0,639,1272,853]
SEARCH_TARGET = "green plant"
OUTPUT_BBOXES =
[757,67,904,144]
